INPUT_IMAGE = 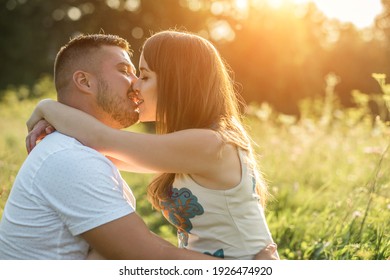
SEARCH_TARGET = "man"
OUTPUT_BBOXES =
[0,34,277,259]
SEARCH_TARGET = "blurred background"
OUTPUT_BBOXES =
[1,0,389,114]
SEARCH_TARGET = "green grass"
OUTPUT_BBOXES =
[0,77,389,259]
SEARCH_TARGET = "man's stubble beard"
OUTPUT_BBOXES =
[96,78,139,128]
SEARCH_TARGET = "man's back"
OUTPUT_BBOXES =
[0,132,135,259]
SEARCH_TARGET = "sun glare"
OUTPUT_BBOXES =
[235,0,249,11]
[262,0,383,29]
[185,0,383,41]
[267,0,283,9]
[309,0,383,29]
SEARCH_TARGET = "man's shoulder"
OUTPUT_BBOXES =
[30,132,113,173]
[35,132,103,158]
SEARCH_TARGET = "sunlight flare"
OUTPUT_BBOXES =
[235,0,249,11]
[262,0,383,28]
[267,0,283,9]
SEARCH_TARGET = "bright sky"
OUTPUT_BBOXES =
[290,0,383,28]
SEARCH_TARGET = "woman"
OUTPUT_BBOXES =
[27,30,278,259]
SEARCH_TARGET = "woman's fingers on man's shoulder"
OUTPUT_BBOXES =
[25,120,55,154]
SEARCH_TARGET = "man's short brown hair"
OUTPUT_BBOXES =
[54,34,132,92]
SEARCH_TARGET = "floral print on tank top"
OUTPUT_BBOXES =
[160,187,227,258]
[160,188,204,246]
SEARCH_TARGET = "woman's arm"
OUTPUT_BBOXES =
[27,99,224,174]
[106,156,153,173]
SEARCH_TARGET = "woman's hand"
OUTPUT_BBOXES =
[25,99,57,153]
[25,119,55,154]
[254,243,279,260]
[86,248,106,260]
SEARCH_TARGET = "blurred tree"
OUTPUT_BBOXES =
[323,23,389,106]
[1,0,61,93]
[376,0,390,63]
[217,3,328,114]
[377,0,390,39]
[0,0,208,96]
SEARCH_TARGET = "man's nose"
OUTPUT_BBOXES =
[132,78,140,92]
[131,74,139,86]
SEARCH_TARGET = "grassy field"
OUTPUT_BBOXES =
[0,76,389,259]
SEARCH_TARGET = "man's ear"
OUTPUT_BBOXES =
[73,71,95,94]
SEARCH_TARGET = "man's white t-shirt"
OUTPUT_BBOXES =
[0,132,135,259]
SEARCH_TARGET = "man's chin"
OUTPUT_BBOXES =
[121,114,140,128]
[124,119,140,128]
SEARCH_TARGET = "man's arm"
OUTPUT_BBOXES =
[81,212,216,260]
[82,212,279,260]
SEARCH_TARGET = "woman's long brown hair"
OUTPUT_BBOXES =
[142,30,268,210]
